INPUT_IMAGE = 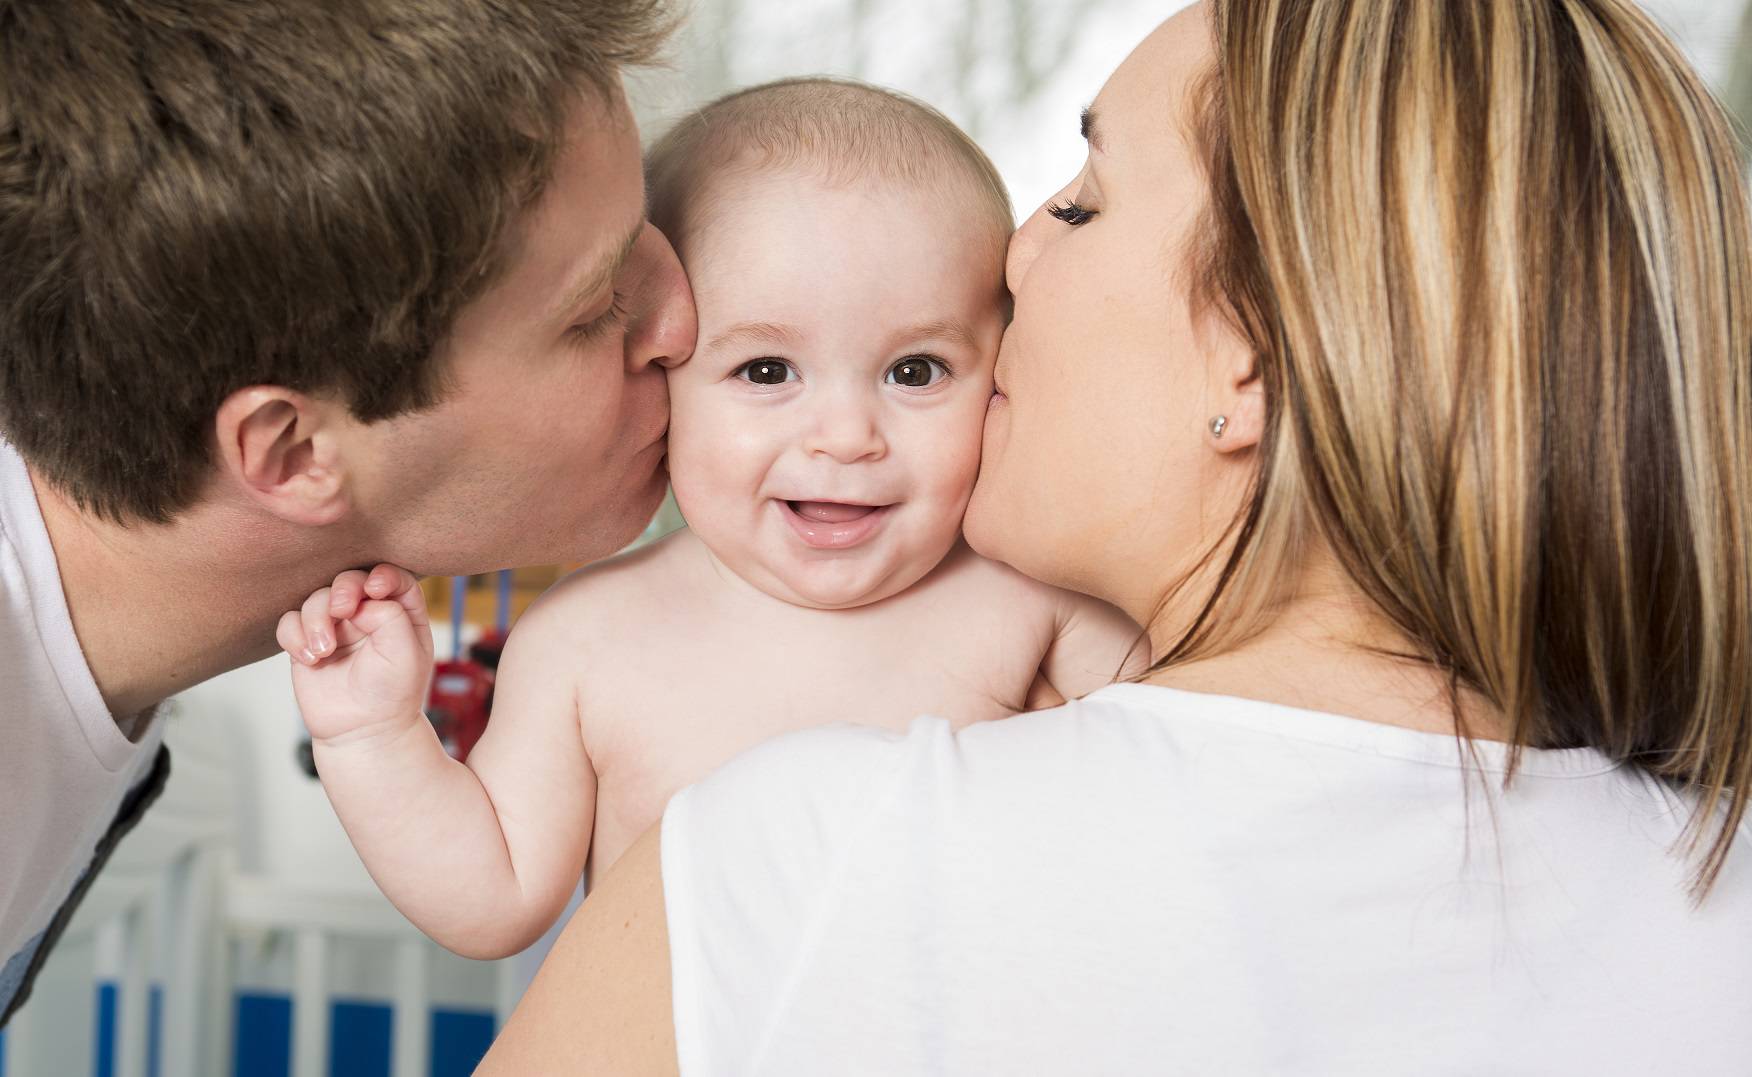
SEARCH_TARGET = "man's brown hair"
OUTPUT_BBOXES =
[0,0,671,523]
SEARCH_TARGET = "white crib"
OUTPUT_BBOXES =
[0,664,547,1077]
[1,515,681,1077]
[2,710,235,1077]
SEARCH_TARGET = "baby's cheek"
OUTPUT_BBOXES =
[926,408,990,513]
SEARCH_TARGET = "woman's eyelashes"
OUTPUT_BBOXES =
[1046,200,1098,226]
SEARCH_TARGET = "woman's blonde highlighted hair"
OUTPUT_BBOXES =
[1170,0,1752,892]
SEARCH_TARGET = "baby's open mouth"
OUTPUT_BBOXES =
[787,500,884,523]
[778,500,894,549]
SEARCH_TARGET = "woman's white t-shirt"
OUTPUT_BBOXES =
[661,682,1752,1076]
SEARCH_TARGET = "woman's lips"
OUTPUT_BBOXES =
[781,500,891,549]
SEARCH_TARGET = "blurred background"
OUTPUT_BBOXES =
[4,2,1748,1076]
[630,0,1752,224]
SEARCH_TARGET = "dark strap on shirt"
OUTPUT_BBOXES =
[0,745,171,1028]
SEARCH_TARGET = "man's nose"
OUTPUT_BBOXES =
[625,222,697,373]
[802,389,886,465]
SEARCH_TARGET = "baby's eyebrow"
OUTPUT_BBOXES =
[708,321,802,351]
[891,320,978,351]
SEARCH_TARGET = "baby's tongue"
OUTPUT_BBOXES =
[792,501,876,523]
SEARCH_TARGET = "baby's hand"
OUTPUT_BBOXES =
[277,565,435,746]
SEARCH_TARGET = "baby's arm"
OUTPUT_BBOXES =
[278,566,594,960]
[1028,591,1150,709]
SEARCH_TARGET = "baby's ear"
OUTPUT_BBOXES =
[214,386,352,526]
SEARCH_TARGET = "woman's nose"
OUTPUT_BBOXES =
[624,222,698,373]
[802,391,886,465]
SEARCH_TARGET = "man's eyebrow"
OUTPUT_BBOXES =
[707,321,803,351]
[1081,106,1106,153]
[551,218,643,323]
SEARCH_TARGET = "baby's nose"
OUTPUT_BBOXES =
[802,395,886,464]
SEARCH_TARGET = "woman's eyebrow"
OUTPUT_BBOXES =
[1081,106,1107,153]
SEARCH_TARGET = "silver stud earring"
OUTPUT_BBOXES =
[1209,415,1228,439]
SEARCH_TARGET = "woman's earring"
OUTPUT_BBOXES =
[1209,415,1228,439]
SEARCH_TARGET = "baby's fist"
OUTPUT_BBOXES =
[278,565,436,744]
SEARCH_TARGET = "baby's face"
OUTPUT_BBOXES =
[665,169,1007,609]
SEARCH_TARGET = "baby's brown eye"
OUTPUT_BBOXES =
[887,356,946,388]
[738,359,795,385]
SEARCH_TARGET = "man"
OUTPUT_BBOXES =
[0,0,694,1024]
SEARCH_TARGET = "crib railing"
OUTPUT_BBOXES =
[3,811,232,1076]
[3,862,521,1077]
[224,874,492,1077]
[0,692,529,1077]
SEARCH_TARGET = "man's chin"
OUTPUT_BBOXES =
[594,462,672,557]
[406,458,673,574]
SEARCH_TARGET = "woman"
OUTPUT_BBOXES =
[482,0,1752,1071]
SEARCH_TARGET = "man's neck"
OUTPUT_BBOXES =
[32,470,362,723]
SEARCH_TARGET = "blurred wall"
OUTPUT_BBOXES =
[632,0,1750,223]
[1730,3,1752,159]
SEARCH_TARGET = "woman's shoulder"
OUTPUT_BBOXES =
[674,682,1629,822]
[659,687,1212,848]
[665,718,937,843]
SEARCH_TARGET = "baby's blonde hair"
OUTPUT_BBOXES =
[646,77,1013,263]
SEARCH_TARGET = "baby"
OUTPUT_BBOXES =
[279,79,1143,959]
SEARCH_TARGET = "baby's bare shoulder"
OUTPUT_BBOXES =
[517,528,703,652]
[931,542,1076,620]
[933,544,1142,659]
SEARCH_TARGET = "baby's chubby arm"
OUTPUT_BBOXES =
[278,566,594,960]
[1028,590,1150,708]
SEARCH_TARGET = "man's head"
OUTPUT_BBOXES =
[646,79,1012,609]
[0,0,695,573]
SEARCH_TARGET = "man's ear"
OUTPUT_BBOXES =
[214,387,352,526]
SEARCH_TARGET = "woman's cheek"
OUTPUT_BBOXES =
[963,406,1019,562]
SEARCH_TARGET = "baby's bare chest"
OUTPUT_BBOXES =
[580,594,1054,870]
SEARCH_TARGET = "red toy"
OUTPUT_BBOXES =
[427,656,493,761]
[424,573,511,762]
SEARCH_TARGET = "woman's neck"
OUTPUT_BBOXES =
[1141,551,1508,741]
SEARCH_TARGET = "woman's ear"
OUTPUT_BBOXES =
[1208,341,1264,454]
[214,387,352,526]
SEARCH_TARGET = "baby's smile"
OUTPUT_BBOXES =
[779,499,897,550]
[660,165,1009,611]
